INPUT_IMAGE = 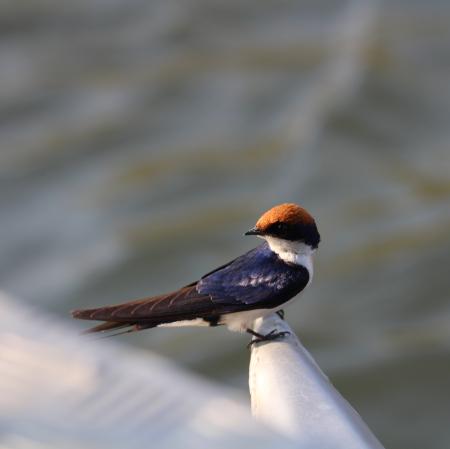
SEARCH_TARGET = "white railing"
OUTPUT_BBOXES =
[250,314,385,448]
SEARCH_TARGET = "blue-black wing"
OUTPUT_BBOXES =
[197,242,309,307]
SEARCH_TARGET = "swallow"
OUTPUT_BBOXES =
[72,203,320,343]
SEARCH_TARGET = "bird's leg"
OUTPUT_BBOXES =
[246,328,290,348]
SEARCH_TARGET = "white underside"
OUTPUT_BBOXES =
[158,237,315,333]
[158,318,210,328]
[156,309,283,332]
[219,306,287,332]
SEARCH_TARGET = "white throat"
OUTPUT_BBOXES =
[263,236,314,280]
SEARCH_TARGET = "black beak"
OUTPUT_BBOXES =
[244,227,262,236]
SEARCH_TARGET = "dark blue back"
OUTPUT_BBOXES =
[197,242,309,308]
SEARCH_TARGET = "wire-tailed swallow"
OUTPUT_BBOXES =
[72,203,320,342]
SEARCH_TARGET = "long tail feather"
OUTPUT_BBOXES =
[94,325,139,339]
[81,320,129,335]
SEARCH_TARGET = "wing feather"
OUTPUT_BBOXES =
[72,285,216,323]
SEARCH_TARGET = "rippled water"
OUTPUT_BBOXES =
[1,1,450,448]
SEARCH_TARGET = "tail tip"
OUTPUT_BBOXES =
[71,309,83,319]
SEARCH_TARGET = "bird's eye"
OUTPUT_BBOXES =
[272,222,287,233]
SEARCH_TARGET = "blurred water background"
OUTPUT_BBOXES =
[1,0,450,448]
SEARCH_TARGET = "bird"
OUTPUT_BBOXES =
[71,203,320,343]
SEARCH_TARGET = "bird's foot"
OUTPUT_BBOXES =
[246,328,291,348]
[276,309,285,320]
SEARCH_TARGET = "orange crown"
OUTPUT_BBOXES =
[255,203,315,232]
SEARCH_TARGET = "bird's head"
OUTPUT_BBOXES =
[245,203,320,250]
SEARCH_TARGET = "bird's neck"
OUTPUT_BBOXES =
[263,236,314,277]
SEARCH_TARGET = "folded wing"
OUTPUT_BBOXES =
[72,285,222,334]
